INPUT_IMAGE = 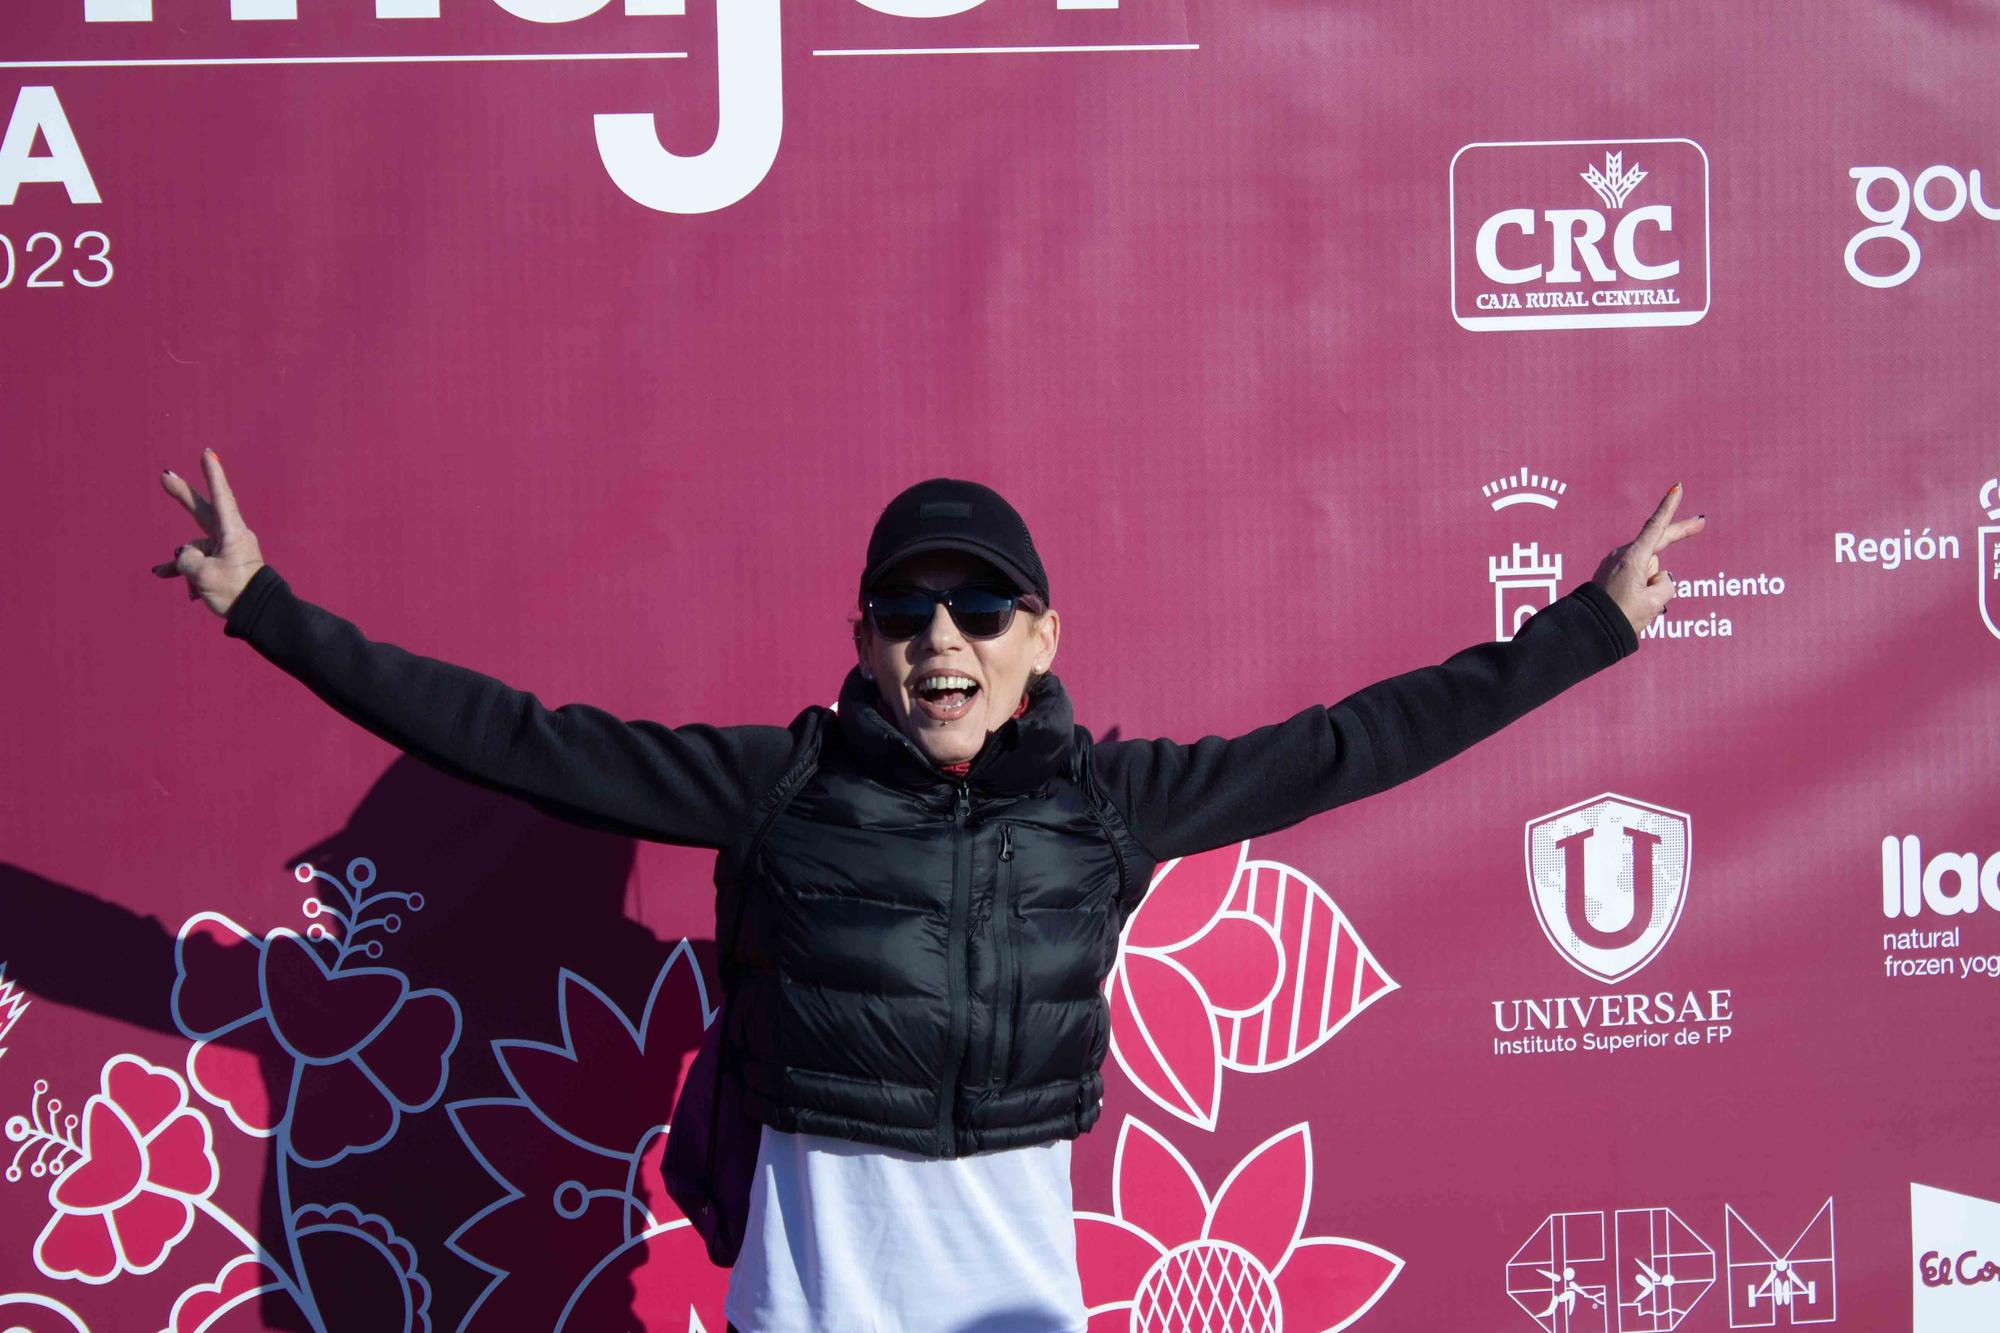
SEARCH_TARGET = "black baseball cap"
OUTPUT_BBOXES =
[859,478,1050,605]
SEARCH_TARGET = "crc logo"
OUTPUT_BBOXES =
[1526,794,1691,985]
[1451,138,1711,331]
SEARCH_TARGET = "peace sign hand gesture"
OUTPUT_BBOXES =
[149,448,267,619]
[1591,483,1707,638]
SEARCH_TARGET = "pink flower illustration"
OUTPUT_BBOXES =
[162,1253,282,1333]
[171,911,461,1166]
[1075,1116,1401,1333]
[448,941,729,1332]
[31,1055,218,1284]
[1109,842,1397,1129]
[162,1205,432,1332]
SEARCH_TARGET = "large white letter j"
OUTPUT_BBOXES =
[595,0,783,215]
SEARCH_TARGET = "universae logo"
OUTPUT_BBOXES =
[1450,138,1711,331]
[1526,793,1692,985]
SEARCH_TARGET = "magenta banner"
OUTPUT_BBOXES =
[3,2,1997,1330]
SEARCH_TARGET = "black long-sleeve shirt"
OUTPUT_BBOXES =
[223,564,1637,860]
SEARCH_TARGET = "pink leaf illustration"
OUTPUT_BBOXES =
[53,1100,140,1211]
[1169,912,1284,1015]
[164,1255,286,1332]
[1108,951,1220,1128]
[188,1023,287,1135]
[291,1203,433,1332]
[261,933,404,1062]
[1079,1117,1402,1333]
[1218,858,1397,1075]
[172,913,264,1039]
[1127,844,1243,951]
[1272,1237,1404,1332]
[102,1057,184,1138]
[1112,1118,1210,1250]
[495,965,701,1157]
[105,1187,186,1268]
[447,945,727,1333]
[355,989,458,1109]
[142,1110,218,1198]
[1075,1212,1167,1309]
[1204,1124,1310,1271]
[291,1058,394,1163]
[38,1210,119,1282]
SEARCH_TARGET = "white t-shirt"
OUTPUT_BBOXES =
[723,1123,1087,1333]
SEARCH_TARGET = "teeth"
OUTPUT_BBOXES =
[917,674,978,692]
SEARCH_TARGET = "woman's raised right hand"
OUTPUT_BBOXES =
[150,448,267,620]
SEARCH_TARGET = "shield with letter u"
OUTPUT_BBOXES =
[1525,793,1692,984]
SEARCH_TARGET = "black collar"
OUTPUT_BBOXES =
[834,665,1075,796]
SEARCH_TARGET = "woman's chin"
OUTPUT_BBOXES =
[905,720,982,767]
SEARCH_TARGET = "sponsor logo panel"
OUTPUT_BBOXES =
[1507,1201,1834,1331]
[1913,1183,2000,1331]
[1880,835,2000,981]
[1723,1201,1837,1327]
[1482,470,1783,645]
[1844,164,2000,289]
[1451,138,1710,331]
[1492,792,1736,1058]
[1832,478,1997,644]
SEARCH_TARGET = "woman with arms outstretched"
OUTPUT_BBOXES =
[154,451,1702,1332]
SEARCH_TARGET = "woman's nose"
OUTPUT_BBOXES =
[918,600,964,649]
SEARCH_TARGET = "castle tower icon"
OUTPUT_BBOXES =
[1490,542,1563,641]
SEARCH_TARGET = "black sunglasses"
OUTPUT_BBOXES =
[863,584,1046,641]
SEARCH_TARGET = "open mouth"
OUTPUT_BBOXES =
[913,673,980,722]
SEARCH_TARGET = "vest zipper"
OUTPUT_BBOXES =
[987,823,1016,1087]
[937,779,973,1156]
[1079,756,1127,1123]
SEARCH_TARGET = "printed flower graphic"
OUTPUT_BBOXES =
[1075,1117,1401,1332]
[171,911,462,1166]
[162,1206,433,1333]
[30,1055,219,1284]
[448,940,729,1332]
[1109,842,1396,1129]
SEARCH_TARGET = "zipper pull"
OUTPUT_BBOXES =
[1000,824,1013,860]
[955,782,970,823]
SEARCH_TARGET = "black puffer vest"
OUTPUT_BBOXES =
[710,665,1151,1158]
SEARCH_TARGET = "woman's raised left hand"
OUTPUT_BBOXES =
[1591,484,1707,637]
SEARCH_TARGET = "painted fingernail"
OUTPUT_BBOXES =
[163,468,176,478]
